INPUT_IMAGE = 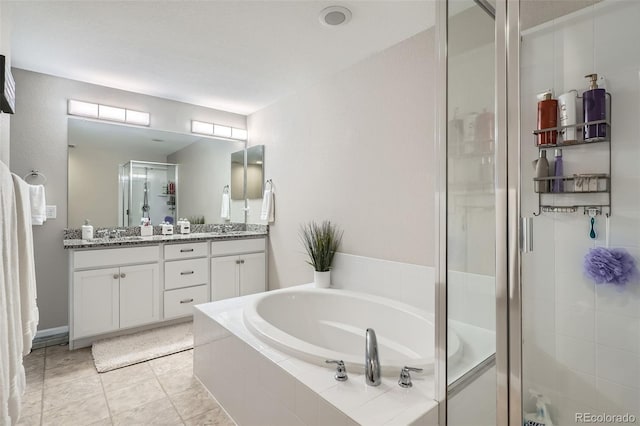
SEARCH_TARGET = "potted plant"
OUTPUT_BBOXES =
[300,220,343,288]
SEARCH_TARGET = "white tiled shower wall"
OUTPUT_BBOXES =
[521,1,640,424]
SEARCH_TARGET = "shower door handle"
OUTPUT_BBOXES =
[520,217,533,253]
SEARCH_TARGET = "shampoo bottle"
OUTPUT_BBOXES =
[523,390,554,426]
[583,73,607,140]
[558,90,577,142]
[533,151,550,193]
[82,219,94,240]
[552,149,563,193]
[537,91,558,145]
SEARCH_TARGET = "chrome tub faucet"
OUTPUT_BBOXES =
[365,328,381,386]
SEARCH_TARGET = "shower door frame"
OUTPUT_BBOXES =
[435,0,523,424]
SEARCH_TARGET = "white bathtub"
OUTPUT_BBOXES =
[243,287,462,374]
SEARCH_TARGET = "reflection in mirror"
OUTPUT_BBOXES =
[246,145,264,199]
[230,150,244,201]
[68,118,245,227]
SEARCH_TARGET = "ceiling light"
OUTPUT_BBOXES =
[68,99,150,126]
[232,128,248,141]
[68,100,98,118]
[126,109,150,126]
[191,120,214,135]
[99,104,126,122]
[319,6,352,27]
[213,124,232,138]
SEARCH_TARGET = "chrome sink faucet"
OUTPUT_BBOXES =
[365,328,381,386]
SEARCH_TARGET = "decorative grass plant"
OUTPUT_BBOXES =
[300,221,343,272]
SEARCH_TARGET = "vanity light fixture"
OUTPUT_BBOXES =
[191,120,248,141]
[67,99,150,126]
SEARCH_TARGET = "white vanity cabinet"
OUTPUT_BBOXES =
[69,236,267,348]
[71,246,160,342]
[163,242,209,319]
[211,239,266,301]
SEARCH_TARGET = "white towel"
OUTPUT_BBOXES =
[260,188,275,223]
[12,174,39,356]
[29,184,46,225]
[0,162,26,424]
[220,192,230,220]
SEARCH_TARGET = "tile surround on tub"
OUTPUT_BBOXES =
[330,253,435,313]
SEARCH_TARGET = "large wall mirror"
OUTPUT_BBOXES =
[67,118,245,228]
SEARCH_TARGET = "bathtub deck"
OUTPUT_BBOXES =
[193,286,438,426]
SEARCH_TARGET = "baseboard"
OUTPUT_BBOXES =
[32,326,69,349]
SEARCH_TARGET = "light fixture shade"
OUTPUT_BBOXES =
[191,120,214,135]
[213,124,232,138]
[68,100,98,118]
[126,109,150,126]
[232,128,248,140]
[98,104,126,122]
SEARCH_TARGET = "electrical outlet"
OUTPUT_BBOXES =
[45,205,57,219]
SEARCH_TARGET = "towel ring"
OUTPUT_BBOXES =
[23,170,47,185]
[265,179,273,190]
[222,185,230,194]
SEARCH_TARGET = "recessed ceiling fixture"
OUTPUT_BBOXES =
[319,6,352,27]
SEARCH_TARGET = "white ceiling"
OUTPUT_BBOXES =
[6,1,434,115]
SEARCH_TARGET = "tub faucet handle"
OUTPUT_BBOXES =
[325,360,348,381]
[398,366,423,388]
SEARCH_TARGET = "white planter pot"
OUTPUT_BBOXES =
[314,271,331,288]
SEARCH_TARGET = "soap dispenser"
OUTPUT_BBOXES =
[583,73,607,140]
[82,219,94,240]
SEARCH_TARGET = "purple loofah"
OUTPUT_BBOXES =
[584,247,638,285]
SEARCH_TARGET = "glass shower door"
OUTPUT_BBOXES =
[443,0,498,424]
[518,1,640,424]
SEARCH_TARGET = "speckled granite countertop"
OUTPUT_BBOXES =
[63,230,267,249]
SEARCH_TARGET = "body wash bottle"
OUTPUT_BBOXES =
[583,73,607,140]
[552,149,563,193]
[537,91,558,145]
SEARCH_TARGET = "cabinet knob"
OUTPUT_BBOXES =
[235,260,241,264]
[113,274,119,279]
[240,259,245,264]
[179,298,194,304]
[120,273,126,278]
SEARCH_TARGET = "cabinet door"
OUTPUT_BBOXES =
[73,268,120,339]
[120,263,160,328]
[239,252,266,297]
[211,256,238,301]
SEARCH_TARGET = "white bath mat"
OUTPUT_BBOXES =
[92,321,193,373]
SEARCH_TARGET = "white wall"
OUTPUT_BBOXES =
[9,69,246,329]
[167,138,244,223]
[248,29,435,290]
[521,2,640,423]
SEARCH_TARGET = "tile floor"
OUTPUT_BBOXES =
[18,345,236,426]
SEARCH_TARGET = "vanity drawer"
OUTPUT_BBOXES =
[164,242,208,260]
[211,238,265,256]
[164,285,208,319]
[74,246,159,269]
[165,258,208,290]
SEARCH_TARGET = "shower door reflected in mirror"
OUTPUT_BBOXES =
[118,161,178,226]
